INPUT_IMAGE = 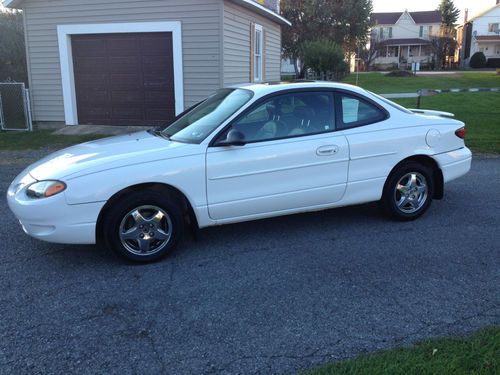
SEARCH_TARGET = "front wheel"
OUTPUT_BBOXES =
[381,162,434,221]
[103,190,184,263]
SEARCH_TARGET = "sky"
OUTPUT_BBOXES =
[1,0,497,21]
[373,0,497,22]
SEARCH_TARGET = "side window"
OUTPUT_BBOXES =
[338,93,386,129]
[229,92,335,143]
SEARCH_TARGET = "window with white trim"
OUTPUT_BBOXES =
[254,24,263,82]
[488,23,499,33]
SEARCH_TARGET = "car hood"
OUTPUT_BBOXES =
[28,131,202,180]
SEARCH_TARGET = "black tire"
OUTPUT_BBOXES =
[102,189,184,263]
[381,162,434,221]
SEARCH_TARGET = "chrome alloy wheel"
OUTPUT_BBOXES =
[394,172,428,214]
[119,205,173,255]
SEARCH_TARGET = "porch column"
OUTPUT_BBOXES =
[386,46,389,57]
[408,45,410,58]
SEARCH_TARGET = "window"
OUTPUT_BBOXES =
[254,24,263,82]
[388,27,393,38]
[419,26,424,37]
[428,25,433,35]
[380,27,384,39]
[163,88,253,143]
[228,92,335,143]
[338,93,386,129]
[488,23,499,33]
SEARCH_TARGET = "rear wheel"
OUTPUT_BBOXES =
[382,162,434,221]
[103,190,184,262]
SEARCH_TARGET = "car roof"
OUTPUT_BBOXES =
[226,81,369,96]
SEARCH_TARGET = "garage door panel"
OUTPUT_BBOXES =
[72,38,107,57]
[111,91,145,104]
[73,57,108,73]
[109,56,141,73]
[107,38,140,55]
[72,32,175,126]
[146,109,176,121]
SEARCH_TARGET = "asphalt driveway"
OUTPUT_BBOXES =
[0,151,499,374]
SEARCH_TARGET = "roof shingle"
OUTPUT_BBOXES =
[372,10,441,25]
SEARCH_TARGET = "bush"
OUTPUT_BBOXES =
[486,58,500,68]
[469,52,487,68]
[386,70,414,77]
[302,39,348,81]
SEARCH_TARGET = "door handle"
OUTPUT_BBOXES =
[316,145,339,156]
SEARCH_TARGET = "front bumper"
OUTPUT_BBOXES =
[434,147,472,183]
[7,173,104,245]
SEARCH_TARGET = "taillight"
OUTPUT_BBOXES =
[455,127,466,139]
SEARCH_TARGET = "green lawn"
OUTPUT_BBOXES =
[343,72,500,153]
[306,326,499,375]
[343,72,500,94]
[0,129,107,150]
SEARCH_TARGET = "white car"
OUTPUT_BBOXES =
[7,82,471,262]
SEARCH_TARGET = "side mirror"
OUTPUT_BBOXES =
[217,129,246,146]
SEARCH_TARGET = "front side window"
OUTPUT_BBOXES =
[227,92,335,143]
[388,27,393,38]
[254,24,263,82]
[419,26,424,37]
[338,93,386,129]
[162,88,253,143]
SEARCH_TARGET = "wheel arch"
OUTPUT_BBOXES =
[95,182,199,245]
[384,155,444,200]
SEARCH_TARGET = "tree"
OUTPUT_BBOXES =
[281,0,373,77]
[434,0,460,69]
[302,38,347,80]
[438,0,460,27]
[0,9,27,83]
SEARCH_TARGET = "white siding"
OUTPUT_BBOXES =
[223,0,281,85]
[21,0,222,122]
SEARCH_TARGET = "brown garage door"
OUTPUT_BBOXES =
[72,32,175,126]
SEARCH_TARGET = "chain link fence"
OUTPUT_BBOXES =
[0,82,32,131]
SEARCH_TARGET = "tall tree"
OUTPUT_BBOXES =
[281,0,373,77]
[438,0,460,26]
[434,0,460,69]
[0,9,27,83]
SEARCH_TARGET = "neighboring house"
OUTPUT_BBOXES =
[3,0,289,126]
[456,1,500,67]
[370,10,441,70]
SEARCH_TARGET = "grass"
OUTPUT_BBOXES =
[305,326,499,375]
[0,129,107,150]
[343,72,500,94]
[343,72,500,153]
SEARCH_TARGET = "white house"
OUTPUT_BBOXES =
[456,1,500,67]
[370,10,442,70]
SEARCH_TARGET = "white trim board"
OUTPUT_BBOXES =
[57,21,184,126]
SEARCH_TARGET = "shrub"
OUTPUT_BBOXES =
[302,39,348,81]
[386,70,414,77]
[469,52,487,68]
[486,58,500,68]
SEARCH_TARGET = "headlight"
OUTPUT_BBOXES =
[26,180,67,199]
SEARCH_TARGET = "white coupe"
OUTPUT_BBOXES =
[7,82,471,262]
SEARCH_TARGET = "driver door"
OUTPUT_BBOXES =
[205,91,349,221]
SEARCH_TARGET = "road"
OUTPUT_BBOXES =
[1,151,499,374]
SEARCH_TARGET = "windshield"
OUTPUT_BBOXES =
[162,88,253,143]
[367,91,414,114]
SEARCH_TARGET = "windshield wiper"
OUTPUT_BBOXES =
[148,128,170,140]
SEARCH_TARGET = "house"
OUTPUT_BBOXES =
[370,10,442,70]
[3,0,289,127]
[456,1,500,67]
